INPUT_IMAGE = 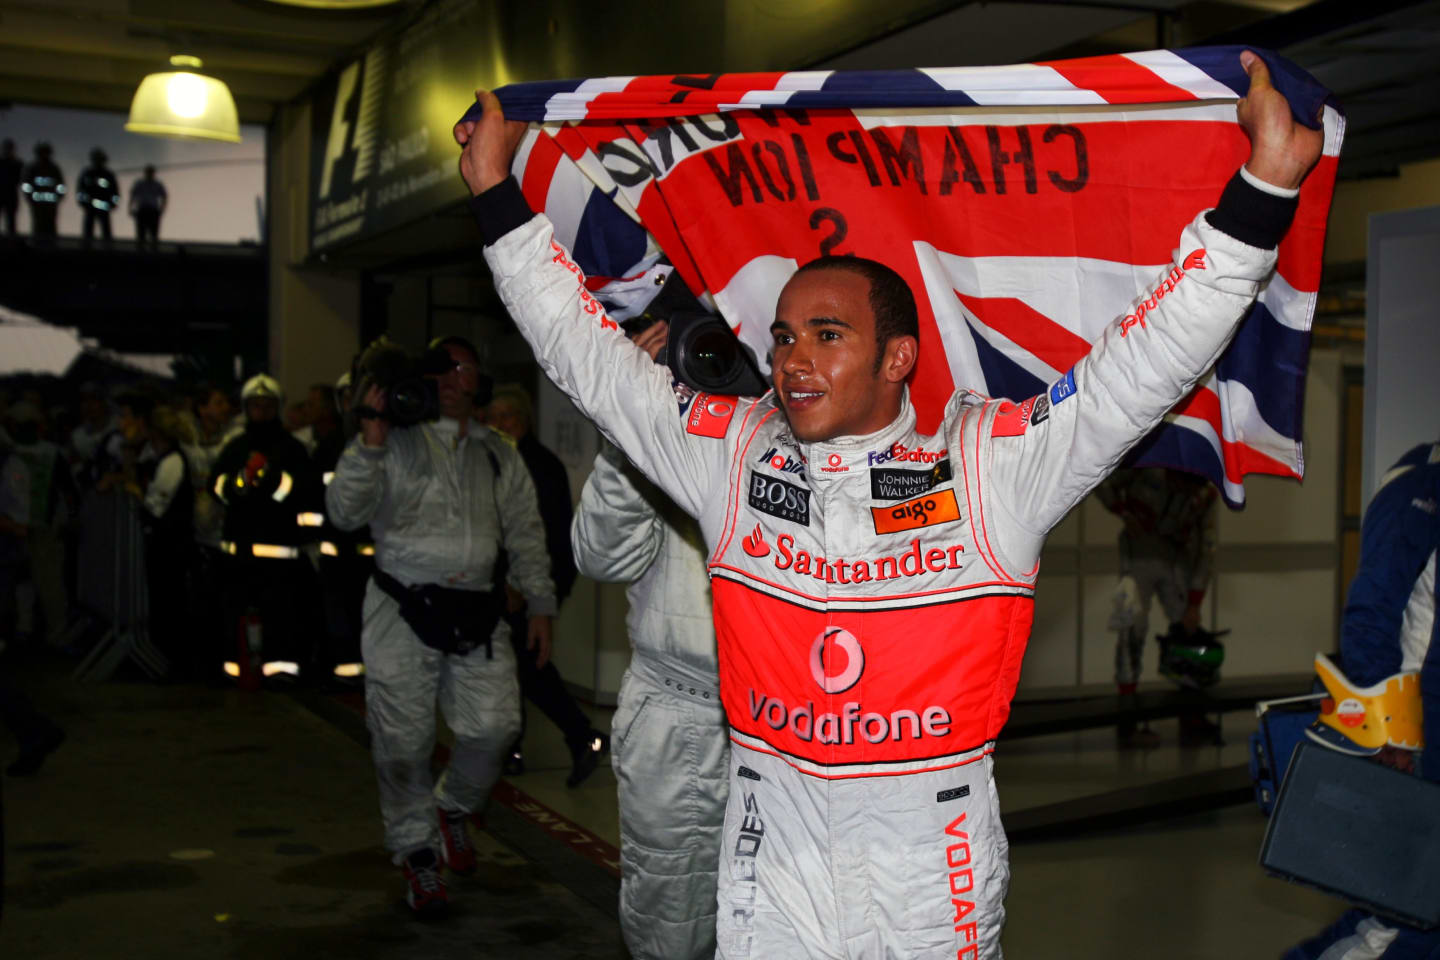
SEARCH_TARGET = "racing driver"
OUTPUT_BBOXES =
[455,51,1324,959]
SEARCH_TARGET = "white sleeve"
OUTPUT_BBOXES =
[976,212,1277,572]
[571,450,665,584]
[484,215,737,521]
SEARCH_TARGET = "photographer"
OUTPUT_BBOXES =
[325,335,555,917]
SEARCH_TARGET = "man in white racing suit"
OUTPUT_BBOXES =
[456,51,1323,958]
[571,318,729,960]
[326,337,555,916]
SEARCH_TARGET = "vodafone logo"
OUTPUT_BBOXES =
[820,452,850,474]
[685,391,738,438]
[811,627,864,694]
[742,524,770,558]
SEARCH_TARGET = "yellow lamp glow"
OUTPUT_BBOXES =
[262,0,402,7]
[126,56,241,144]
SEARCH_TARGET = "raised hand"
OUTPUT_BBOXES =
[1236,50,1324,191]
[453,90,528,197]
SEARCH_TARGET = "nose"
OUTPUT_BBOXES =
[781,342,814,376]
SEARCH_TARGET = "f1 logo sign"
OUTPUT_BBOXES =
[317,48,386,201]
[810,627,864,694]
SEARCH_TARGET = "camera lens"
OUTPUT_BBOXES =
[390,379,425,421]
[685,325,737,388]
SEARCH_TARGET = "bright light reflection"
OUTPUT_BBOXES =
[263,661,300,677]
[223,661,241,677]
[166,73,208,119]
[333,663,365,678]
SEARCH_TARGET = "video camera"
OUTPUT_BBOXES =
[351,337,489,427]
[620,272,768,397]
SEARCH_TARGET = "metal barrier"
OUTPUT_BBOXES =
[72,491,169,682]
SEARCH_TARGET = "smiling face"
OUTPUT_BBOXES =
[770,268,915,443]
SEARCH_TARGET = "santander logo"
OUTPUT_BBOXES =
[742,524,770,558]
[1120,247,1208,339]
[811,627,864,694]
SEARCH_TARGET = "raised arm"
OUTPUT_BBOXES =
[976,52,1325,569]
[455,93,734,521]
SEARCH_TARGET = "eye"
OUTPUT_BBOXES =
[773,331,793,346]
[819,329,841,342]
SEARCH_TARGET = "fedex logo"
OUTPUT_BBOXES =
[867,442,948,467]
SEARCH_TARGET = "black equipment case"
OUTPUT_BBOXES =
[1260,740,1440,929]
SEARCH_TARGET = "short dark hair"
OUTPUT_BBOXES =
[792,255,918,370]
[430,335,481,367]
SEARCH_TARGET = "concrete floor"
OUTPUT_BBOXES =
[1,656,1348,959]
[0,662,625,959]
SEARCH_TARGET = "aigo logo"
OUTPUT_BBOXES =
[811,627,864,694]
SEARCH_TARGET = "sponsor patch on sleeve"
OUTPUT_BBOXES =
[1049,368,1077,406]
[992,396,1039,438]
[685,393,738,438]
[870,488,961,534]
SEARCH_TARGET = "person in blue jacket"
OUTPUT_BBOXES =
[1285,439,1439,959]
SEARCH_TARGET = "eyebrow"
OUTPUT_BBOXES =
[770,316,853,334]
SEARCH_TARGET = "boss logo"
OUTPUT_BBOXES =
[748,473,810,526]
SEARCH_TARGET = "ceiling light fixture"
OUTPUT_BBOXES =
[260,0,403,8]
[126,55,241,144]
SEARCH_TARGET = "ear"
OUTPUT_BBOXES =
[881,335,918,384]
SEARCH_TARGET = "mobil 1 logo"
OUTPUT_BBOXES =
[870,460,953,501]
[749,473,810,526]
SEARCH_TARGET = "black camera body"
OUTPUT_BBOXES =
[353,339,449,427]
[619,272,768,397]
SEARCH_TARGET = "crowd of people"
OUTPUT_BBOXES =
[0,361,609,774]
[0,139,168,248]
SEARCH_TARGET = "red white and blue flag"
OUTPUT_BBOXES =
[479,46,1343,506]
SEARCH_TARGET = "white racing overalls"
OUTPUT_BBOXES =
[478,167,1294,958]
[327,416,555,861]
[571,445,728,960]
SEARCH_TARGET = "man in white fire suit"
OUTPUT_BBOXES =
[457,52,1322,958]
[326,336,555,915]
[571,311,728,960]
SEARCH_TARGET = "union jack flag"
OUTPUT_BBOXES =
[474,46,1343,506]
